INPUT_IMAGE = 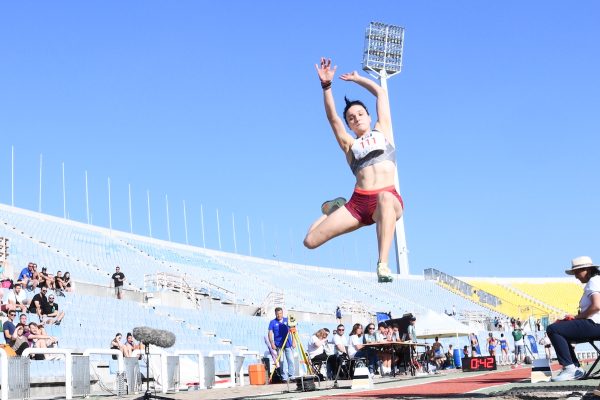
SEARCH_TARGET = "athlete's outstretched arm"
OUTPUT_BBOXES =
[315,58,353,152]
[340,71,391,137]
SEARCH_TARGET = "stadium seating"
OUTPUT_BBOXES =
[3,202,580,383]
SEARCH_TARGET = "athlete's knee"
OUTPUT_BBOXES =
[303,235,319,249]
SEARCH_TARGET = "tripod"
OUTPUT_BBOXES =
[269,326,316,384]
[136,345,171,400]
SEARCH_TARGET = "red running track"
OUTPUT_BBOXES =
[319,367,534,398]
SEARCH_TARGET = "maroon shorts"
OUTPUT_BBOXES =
[344,186,404,225]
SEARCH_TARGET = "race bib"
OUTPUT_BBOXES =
[351,130,386,160]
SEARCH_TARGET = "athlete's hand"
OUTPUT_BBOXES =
[340,71,360,82]
[315,57,337,83]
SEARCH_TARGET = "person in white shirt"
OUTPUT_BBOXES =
[348,323,377,375]
[333,324,348,356]
[331,324,349,380]
[307,328,332,379]
[7,283,29,313]
[547,256,600,383]
[308,329,328,360]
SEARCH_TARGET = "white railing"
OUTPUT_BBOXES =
[208,350,235,388]
[237,351,260,386]
[21,348,73,400]
[174,350,204,389]
[132,348,169,394]
[82,348,124,373]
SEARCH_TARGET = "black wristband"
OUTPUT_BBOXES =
[321,80,332,90]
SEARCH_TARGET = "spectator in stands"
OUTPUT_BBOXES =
[307,328,330,379]
[267,307,295,381]
[535,319,542,332]
[512,322,525,364]
[54,270,66,293]
[487,332,497,357]
[111,266,126,300]
[38,267,54,289]
[546,256,600,382]
[28,322,58,358]
[17,262,38,291]
[510,317,516,329]
[3,310,17,345]
[336,306,342,324]
[10,324,30,355]
[7,282,29,313]
[28,286,49,321]
[42,293,65,325]
[62,271,73,292]
[15,313,28,328]
[499,333,510,365]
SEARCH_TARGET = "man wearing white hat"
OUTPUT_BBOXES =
[546,256,600,382]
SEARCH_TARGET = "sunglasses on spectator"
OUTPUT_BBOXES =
[9,313,16,316]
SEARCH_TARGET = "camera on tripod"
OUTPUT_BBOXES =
[288,313,297,328]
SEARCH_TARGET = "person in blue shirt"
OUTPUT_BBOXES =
[268,307,295,381]
[17,262,38,290]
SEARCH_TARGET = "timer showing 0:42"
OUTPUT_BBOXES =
[462,356,497,372]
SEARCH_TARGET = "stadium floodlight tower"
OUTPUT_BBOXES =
[362,21,409,276]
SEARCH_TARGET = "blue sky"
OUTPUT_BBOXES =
[1,1,599,277]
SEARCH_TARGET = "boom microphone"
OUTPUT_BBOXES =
[133,326,176,348]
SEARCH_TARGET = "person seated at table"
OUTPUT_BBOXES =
[374,322,392,375]
[348,323,377,376]
[389,324,401,341]
[363,323,382,375]
[307,328,331,379]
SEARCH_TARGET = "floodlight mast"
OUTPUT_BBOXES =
[362,22,409,276]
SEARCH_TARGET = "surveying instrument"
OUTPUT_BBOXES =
[269,314,319,391]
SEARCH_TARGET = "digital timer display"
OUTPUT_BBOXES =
[462,356,497,371]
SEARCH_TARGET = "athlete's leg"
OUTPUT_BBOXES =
[372,191,403,281]
[372,191,403,263]
[304,207,362,249]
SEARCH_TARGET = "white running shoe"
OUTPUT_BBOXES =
[551,366,584,382]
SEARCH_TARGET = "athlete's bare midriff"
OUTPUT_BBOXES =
[345,152,397,190]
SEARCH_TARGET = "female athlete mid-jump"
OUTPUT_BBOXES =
[303,58,404,283]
